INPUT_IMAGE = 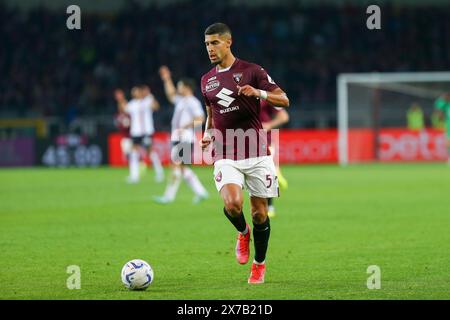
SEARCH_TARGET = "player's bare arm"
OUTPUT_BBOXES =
[141,85,160,111]
[200,105,213,150]
[148,89,160,112]
[159,65,177,104]
[237,86,289,108]
[263,109,289,130]
[151,96,160,111]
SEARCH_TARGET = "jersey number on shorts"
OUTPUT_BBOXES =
[266,174,272,188]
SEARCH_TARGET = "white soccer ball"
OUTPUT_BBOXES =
[121,259,154,290]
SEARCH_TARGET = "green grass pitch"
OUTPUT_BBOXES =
[1,164,450,300]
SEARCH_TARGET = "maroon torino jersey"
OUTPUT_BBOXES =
[114,112,131,137]
[201,58,280,161]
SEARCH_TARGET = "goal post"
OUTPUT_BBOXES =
[337,72,450,166]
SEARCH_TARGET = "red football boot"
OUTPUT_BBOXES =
[248,262,266,284]
[235,224,251,265]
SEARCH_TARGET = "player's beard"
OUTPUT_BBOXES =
[211,60,221,66]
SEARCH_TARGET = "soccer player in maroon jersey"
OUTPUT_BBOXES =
[260,99,290,218]
[200,23,290,284]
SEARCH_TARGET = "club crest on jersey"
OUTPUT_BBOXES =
[206,80,220,92]
[232,73,243,84]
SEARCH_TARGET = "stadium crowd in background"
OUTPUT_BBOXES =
[1,1,450,130]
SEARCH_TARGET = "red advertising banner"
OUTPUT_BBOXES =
[277,129,338,163]
[108,128,447,166]
[108,130,339,166]
[108,132,172,167]
[378,128,447,162]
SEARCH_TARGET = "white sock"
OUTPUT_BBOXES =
[150,151,164,180]
[240,225,249,235]
[163,167,182,201]
[253,259,265,265]
[129,150,140,181]
[183,167,207,196]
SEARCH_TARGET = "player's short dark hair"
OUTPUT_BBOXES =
[179,78,196,92]
[204,22,232,37]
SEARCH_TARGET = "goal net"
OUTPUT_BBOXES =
[337,72,450,165]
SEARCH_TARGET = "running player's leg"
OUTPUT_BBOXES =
[178,142,208,203]
[250,196,270,261]
[120,137,132,160]
[128,138,141,183]
[250,196,270,279]
[220,183,251,265]
[245,198,270,284]
[214,160,250,264]
[150,150,164,182]
[154,141,183,203]
[154,163,182,204]
[214,161,247,231]
[220,183,246,232]
[146,136,164,182]
[183,165,209,203]
[244,156,278,283]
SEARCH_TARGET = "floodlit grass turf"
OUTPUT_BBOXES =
[1,164,450,300]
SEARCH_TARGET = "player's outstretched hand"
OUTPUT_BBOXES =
[237,85,259,98]
[159,66,171,81]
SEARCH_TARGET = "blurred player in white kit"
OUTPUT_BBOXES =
[114,85,164,184]
[153,66,209,204]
